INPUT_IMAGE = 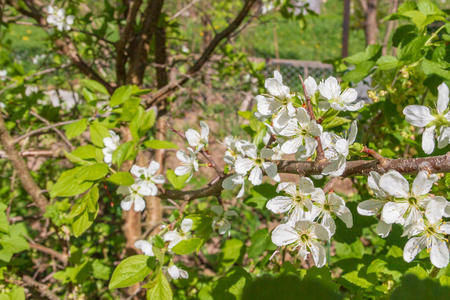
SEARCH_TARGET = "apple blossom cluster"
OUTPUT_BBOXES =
[46,6,75,32]
[105,71,450,272]
[358,170,450,268]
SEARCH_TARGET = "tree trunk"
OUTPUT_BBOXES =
[360,0,378,46]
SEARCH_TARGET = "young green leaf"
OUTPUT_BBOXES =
[109,255,156,289]
[107,172,134,186]
[110,85,132,107]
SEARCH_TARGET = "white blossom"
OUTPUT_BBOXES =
[167,265,189,279]
[403,82,450,154]
[234,144,279,185]
[378,171,448,227]
[222,137,252,168]
[211,205,238,236]
[403,219,450,268]
[310,190,353,236]
[318,77,363,111]
[255,71,296,130]
[271,220,330,268]
[275,107,322,156]
[222,173,246,198]
[164,218,193,250]
[102,130,120,165]
[174,148,199,182]
[0,70,7,81]
[117,183,152,212]
[321,120,357,177]
[131,161,165,196]
[46,6,75,31]
[357,171,393,237]
[134,240,154,256]
[185,121,209,152]
[304,76,318,97]
[266,179,318,223]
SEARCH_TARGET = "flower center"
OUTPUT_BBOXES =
[300,234,309,243]
[408,197,418,206]
[254,158,263,165]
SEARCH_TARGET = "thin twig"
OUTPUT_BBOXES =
[30,111,74,150]
[13,119,78,144]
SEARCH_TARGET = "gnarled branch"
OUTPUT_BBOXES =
[158,153,450,201]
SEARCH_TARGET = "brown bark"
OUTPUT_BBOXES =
[0,114,49,214]
[159,152,450,201]
[359,0,378,45]
[126,0,165,85]
[382,0,399,55]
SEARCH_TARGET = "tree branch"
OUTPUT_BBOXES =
[13,119,78,145]
[158,153,450,201]
[0,113,49,214]
[28,242,68,265]
[22,275,60,300]
[144,0,257,108]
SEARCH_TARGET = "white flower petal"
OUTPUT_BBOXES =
[379,171,409,198]
[133,196,146,211]
[376,221,392,238]
[271,224,298,246]
[304,76,318,96]
[430,237,449,268]
[120,199,133,211]
[403,105,435,127]
[357,200,385,216]
[249,166,263,185]
[437,83,449,115]
[422,126,436,154]
[235,158,255,174]
[181,218,193,233]
[310,242,327,268]
[266,196,293,214]
[403,236,427,263]
[381,202,406,224]
[412,171,438,197]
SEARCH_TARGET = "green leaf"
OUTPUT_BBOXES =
[139,110,156,137]
[90,123,111,147]
[109,255,155,289]
[398,1,417,14]
[0,207,9,234]
[107,172,135,186]
[112,141,135,168]
[146,270,173,300]
[71,145,97,160]
[321,116,351,129]
[220,239,244,268]
[417,0,444,16]
[342,271,373,288]
[422,59,450,80]
[244,183,278,209]
[81,79,110,95]
[110,85,132,107]
[172,238,202,255]
[402,10,427,28]
[120,97,141,121]
[253,126,267,148]
[92,259,112,281]
[71,186,99,237]
[65,119,87,140]
[376,56,399,70]
[166,169,189,190]
[342,61,375,83]
[397,36,427,62]
[248,228,270,259]
[64,150,91,166]
[212,267,252,300]
[83,87,97,102]
[51,168,94,198]
[129,107,156,140]
[144,140,179,150]
[74,163,109,183]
